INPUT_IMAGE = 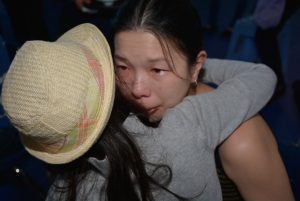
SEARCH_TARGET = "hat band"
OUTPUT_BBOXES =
[38,45,105,154]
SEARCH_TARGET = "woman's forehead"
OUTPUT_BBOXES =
[114,30,187,63]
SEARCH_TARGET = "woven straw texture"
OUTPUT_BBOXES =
[2,23,115,164]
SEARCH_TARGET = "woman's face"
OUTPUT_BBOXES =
[114,30,202,122]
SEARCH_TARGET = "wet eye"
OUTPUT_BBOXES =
[115,65,131,79]
[116,65,128,71]
[152,68,167,75]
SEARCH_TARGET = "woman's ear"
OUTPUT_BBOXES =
[191,50,207,82]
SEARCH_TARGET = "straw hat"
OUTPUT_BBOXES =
[1,23,115,164]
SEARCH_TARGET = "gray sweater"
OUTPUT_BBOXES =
[46,59,276,201]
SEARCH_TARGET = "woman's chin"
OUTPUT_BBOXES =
[147,109,164,123]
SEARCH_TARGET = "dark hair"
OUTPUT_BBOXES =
[111,0,203,66]
[47,97,189,201]
[47,1,205,200]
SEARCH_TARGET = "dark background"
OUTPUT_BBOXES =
[0,0,299,200]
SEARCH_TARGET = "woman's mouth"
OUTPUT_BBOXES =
[146,107,158,115]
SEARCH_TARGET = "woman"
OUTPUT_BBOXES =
[3,22,276,201]
[111,0,294,200]
[2,23,184,201]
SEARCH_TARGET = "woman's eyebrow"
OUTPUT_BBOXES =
[114,54,127,61]
[147,57,167,63]
[115,54,166,64]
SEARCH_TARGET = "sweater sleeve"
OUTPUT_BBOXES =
[168,59,277,149]
[202,58,276,113]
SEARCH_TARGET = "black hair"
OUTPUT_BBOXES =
[111,0,203,66]
[47,96,189,201]
[47,1,205,200]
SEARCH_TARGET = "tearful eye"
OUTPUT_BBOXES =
[116,65,128,71]
[152,68,167,75]
[115,65,131,80]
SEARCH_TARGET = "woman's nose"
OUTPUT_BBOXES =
[131,76,151,99]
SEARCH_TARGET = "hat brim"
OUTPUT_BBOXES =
[22,23,115,164]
